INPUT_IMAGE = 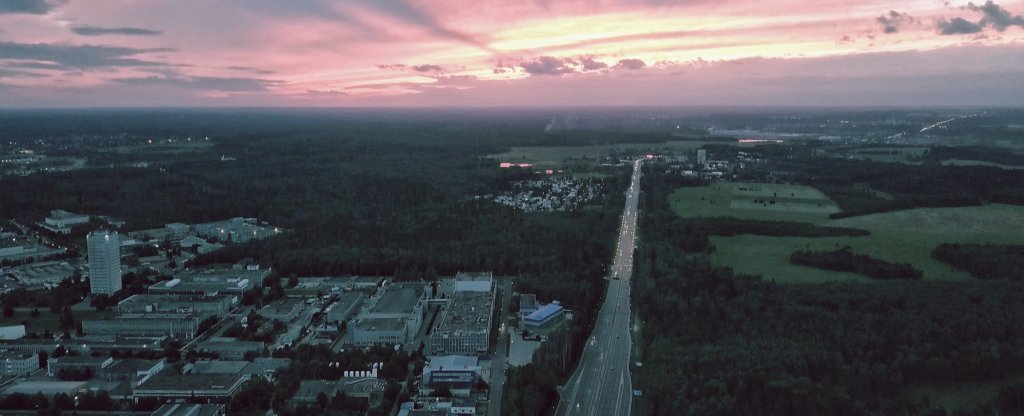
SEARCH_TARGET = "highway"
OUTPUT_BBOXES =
[556,158,643,416]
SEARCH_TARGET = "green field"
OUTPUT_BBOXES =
[670,183,1024,283]
[670,181,839,223]
[488,141,720,169]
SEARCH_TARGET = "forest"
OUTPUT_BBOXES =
[790,247,923,280]
[932,243,1024,280]
[742,143,1024,218]
[633,168,1024,416]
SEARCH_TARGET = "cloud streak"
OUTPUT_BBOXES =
[0,42,172,70]
[71,26,163,36]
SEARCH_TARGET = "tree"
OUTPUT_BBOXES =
[58,307,74,332]
[37,351,48,369]
[30,308,40,318]
[3,305,13,317]
[287,273,299,288]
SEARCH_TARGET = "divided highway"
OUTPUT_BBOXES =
[555,158,643,416]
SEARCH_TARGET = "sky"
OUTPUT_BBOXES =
[0,0,1023,107]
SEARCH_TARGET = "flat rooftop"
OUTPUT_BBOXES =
[455,271,493,281]
[355,317,406,332]
[136,373,246,392]
[372,283,424,314]
[435,290,494,335]
[176,268,267,281]
[190,360,249,374]
[2,380,86,396]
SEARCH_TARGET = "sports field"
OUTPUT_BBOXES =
[670,182,1024,283]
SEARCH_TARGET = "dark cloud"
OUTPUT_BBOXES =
[71,26,162,36]
[936,1,1024,35]
[968,0,1024,31]
[578,56,608,71]
[492,62,514,74]
[227,66,275,75]
[412,64,443,72]
[0,0,62,14]
[377,64,407,71]
[0,68,48,78]
[614,59,647,70]
[0,42,172,69]
[937,17,985,34]
[877,11,915,34]
[520,56,576,76]
[110,75,284,92]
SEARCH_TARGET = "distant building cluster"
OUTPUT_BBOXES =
[485,177,604,212]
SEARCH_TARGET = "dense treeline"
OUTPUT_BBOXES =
[933,243,1024,280]
[633,169,1024,415]
[925,146,1024,167]
[791,247,923,280]
[751,144,1024,218]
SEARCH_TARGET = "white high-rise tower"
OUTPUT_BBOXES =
[87,231,122,296]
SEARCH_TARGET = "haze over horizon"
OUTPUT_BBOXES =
[1,0,1023,108]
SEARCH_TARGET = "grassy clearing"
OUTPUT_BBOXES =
[488,141,720,169]
[671,182,1024,283]
[670,182,838,223]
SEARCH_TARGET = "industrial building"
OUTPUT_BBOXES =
[43,209,90,234]
[87,230,122,296]
[81,313,200,339]
[152,404,226,416]
[352,318,408,347]
[522,302,565,330]
[350,281,427,347]
[102,358,165,385]
[421,355,481,396]
[0,325,26,340]
[195,338,264,360]
[134,373,248,402]
[194,217,281,244]
[325,292,365,324]
[118,294,236,316]
[147,278,251,296]
[429,273,495,356]
[46,356,113,378]
[1,351,39,376]
[259,298,303,322]
[0,335,166,356]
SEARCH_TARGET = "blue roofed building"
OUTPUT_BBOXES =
[522,302,564,329]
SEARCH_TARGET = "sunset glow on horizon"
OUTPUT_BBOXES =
[1,0,1023,107]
